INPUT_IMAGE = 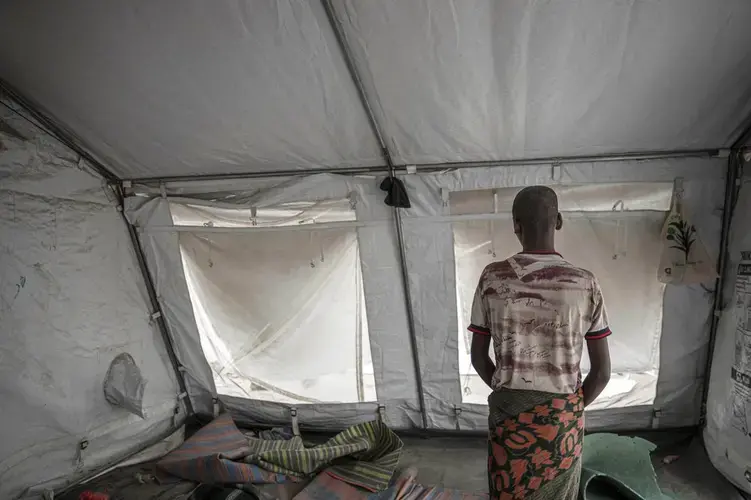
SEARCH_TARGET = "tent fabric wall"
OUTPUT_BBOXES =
[125,197,217,415]
[0,104,183,498]
[178,228,376,404]
[127,156,724,433]
[2,1,751,180]
[399,157,725,430]
[1,0,751,495]
[126,175,425,430]
[453,211,666,409]
[704,169,751,494]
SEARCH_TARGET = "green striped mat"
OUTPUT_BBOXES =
[244,420,403,492]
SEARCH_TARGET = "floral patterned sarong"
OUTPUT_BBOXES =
[487,388,584,500]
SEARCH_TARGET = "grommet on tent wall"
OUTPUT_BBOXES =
[290,408,300,436]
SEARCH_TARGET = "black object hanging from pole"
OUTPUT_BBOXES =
[380,176,411,208]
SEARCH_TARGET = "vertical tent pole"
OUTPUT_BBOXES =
[320,0,429,429]
[700,126,751,424]
[114,186,195,416]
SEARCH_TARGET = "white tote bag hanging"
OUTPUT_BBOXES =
[658,178,716,285]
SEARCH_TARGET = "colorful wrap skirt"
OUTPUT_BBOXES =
[487,388,585,500]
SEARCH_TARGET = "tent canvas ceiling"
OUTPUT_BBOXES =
[1,0,751,180]
[3,0,751,498]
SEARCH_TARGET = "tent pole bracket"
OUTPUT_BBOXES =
[320,0,429,430]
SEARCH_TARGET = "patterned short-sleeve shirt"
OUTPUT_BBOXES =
[468,252,610,394]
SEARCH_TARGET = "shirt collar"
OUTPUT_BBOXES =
[517,250,564,258]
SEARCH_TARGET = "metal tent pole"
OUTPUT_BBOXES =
[129,148,720,185]
[114,186,195,416]
[700,124,751,425]
[320,0,429,429]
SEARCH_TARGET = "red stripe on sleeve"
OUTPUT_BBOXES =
[585,327,611,340]
[468,324,491,336]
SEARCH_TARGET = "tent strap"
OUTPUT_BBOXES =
[320,0,429,430]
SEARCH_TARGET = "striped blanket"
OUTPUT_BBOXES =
[157,413,290,485]
[157,413,403,492]
[294,468,489,500]
[245,419,403,491]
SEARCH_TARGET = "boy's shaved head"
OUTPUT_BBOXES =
[512,186,559,232]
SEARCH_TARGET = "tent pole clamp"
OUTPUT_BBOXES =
[149,311,162,324]
[174,367,195,410]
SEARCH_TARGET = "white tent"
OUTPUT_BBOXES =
[1,0,750,497]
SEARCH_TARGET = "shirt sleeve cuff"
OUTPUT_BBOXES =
[585,327,611,340]
[468,324,491,336]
